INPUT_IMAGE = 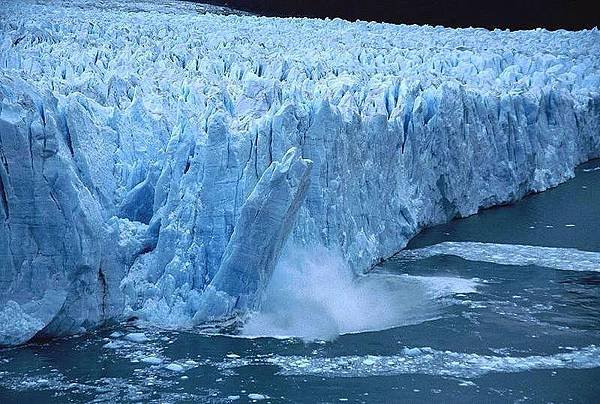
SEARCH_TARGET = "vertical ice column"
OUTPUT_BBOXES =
[0,77,107,345]
[194,147,312,323]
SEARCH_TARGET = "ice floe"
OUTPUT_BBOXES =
[394,242,600,272]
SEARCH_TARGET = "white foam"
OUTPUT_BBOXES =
[241,247,477,340]
[394,242,600,272]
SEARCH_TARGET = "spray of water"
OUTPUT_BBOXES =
[241,246,477,340]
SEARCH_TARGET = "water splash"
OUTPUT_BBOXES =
[241,247,477,340]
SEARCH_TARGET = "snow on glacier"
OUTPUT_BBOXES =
[0,0,599,345]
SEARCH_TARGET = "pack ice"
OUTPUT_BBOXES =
[0,0,599,346]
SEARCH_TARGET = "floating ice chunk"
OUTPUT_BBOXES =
[248,394,268,400]
[165,363,184,372]
[140,356,163,365]
[402,347,423,356]
[362,357,377,366]
[124,333,149,343]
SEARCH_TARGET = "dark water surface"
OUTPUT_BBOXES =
[1,159,599,403]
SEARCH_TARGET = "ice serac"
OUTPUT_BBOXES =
[0,76,106,345]
[1,0,600,344]
[194,147,312,322]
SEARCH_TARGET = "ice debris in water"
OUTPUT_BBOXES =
[0,0,599,345]
[165,363,185,372]
[125,333,149,343]
[394,242,600,272]
[248,393,268,400]
[219,345,600,379]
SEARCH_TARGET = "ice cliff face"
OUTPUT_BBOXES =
[1,0,599,345]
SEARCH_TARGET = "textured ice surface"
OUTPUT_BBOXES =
[0,0,599,344]
[219,345,600,379]
[394,242,600,272]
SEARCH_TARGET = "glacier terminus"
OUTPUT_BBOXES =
[0,0,599,346]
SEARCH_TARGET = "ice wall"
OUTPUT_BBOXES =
[0,0,599,345]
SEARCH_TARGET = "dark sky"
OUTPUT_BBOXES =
[199,0,598,30]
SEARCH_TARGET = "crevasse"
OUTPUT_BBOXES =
[0,0,599,345]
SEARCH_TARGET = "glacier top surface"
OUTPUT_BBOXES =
[1,0,598,132]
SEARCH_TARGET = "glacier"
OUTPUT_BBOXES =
[0,0,599,346]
